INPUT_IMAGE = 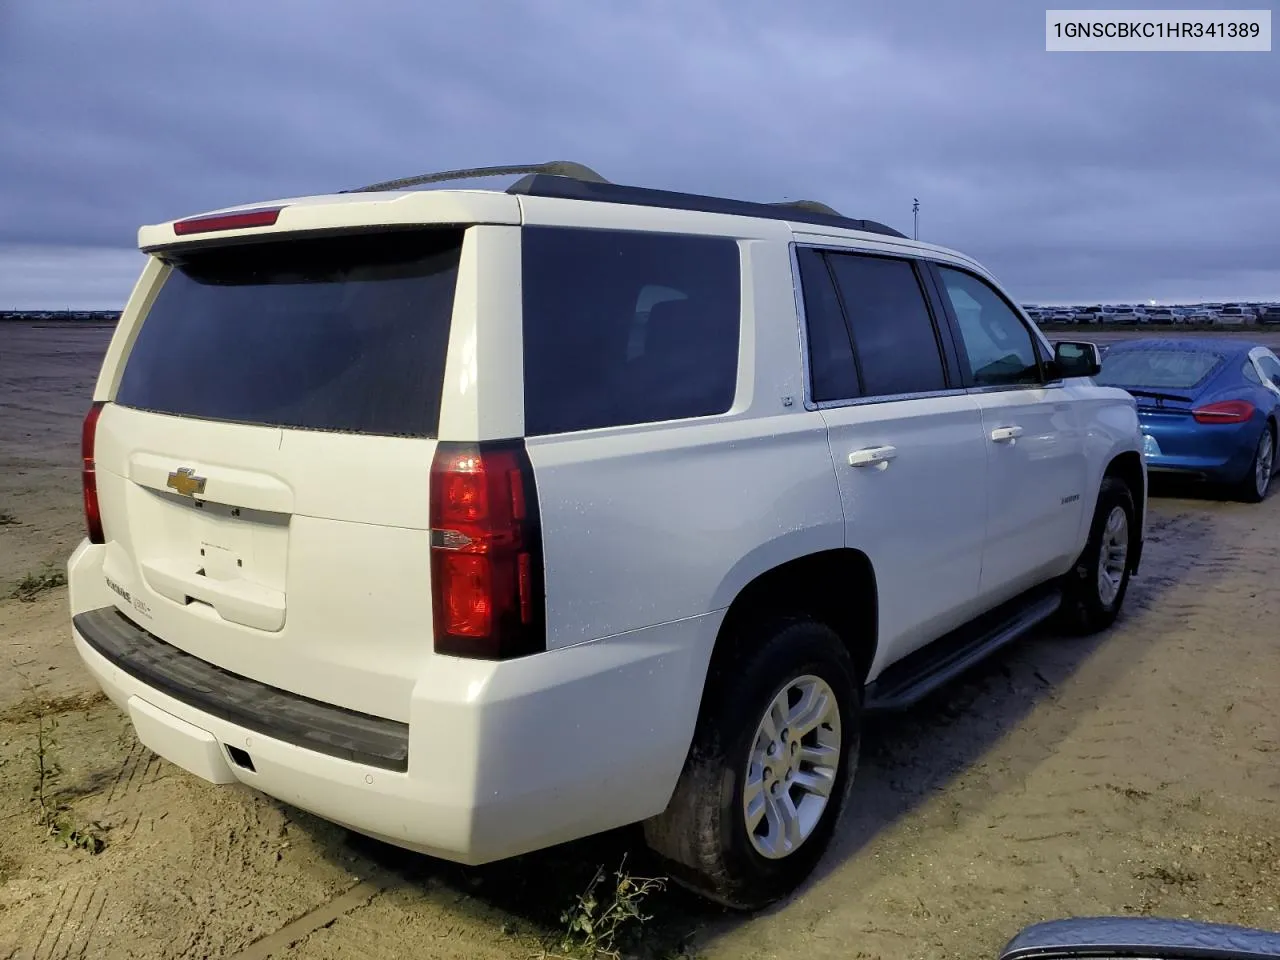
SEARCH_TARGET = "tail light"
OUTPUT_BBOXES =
[429,441,545,659]
[1192,399,1255,424]
[82,401,106,544]
[173,207,282,235]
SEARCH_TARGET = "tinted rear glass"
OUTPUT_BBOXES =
[1096,349,1224,389]
[521,226,740,435]
[827,253,947,397]
[796,247,860,402]
[116,230,462,437]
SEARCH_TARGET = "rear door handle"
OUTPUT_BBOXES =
[990,426,1024,443]
[848,445,897,467]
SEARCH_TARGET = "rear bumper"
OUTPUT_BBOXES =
[1139,417,1263,483]
[68,541,716,864]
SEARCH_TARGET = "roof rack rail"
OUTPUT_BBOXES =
[769,199,846,218]
[343,161,906,238]
[506,174,907,239]
[344,161,609,194]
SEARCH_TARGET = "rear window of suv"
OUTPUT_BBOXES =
[521,226,741,435]
[115,229,462,437]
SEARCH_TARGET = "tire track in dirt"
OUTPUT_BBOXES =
[981,501,1260,836]
[99,732,163,841]
[27,882,76,960]
[23,879,108,960]
[225,881,385,960]
[64,882,108,960]
[101,734,142,810]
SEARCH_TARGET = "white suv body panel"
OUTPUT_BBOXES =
[969,384,1090,597]
[820,393,990,669]
[70,539,717,862]
[524,231,846,649]
[438,224,526,442]
[68,185,1145,866]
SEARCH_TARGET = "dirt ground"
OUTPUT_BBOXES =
[1,322,1278,960]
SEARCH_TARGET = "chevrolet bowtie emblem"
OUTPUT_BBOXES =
[166,467,207,498]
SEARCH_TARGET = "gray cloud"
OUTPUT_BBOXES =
[0,245,146,310]
[1,0,1277,307]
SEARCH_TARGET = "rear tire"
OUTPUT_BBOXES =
[1233,422,1275,503]
[1058,476,1136,634]
[642,618,859,910]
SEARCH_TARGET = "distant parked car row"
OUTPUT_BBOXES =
[1024,302,1280,326]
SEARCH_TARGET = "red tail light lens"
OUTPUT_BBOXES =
[173,207,282,235]
[429,441,545,659]
[82,401,105,544]
[1192,399,1255,424]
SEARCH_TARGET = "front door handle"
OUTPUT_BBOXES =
[848,445,897,467]
[990,425,1024,443]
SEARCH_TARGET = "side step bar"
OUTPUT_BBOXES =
[864,584,1063,712]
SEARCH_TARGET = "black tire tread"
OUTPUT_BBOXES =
[1058,475,1136,635]
[1232,421,1276,503]
[642,617,859,910]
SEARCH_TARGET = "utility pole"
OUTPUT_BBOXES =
[912,198,920,240]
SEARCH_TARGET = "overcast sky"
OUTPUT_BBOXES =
[1,1,1277,308]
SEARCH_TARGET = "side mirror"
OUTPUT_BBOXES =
[1052,340,1103,379]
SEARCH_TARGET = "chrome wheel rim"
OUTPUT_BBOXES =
[1097,506,1129,608]
[743,674,841,860]
[1256,430,1274,497]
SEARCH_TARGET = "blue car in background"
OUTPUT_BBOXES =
[1094,338,1280,501]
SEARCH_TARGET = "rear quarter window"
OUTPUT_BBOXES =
[115,230,462,437]
[521,227,741,435]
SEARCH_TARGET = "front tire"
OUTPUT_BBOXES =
[1058,476,1136,634]
[1234,422,1275,503]
[642,619,859,910]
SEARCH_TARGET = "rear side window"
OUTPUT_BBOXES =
[796,248,860,401]
[116,230,462,437]
[825,253,948,397]
[521,227,740,435]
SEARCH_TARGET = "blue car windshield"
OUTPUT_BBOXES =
[1095,349,1224,389]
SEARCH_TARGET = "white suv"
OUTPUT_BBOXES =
[68,162,1146,909]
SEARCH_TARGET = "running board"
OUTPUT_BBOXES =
[864,584,1063,712]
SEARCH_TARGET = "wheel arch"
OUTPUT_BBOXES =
[1102,449,1146,573]
[711,548,879,686]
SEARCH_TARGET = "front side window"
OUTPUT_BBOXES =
[825,253,948,397]
[936,267,1042,387]
[521,227,741,435]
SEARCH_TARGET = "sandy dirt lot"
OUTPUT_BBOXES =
[1,322,1278,960]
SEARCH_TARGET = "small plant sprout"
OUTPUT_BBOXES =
[556,855,667,959]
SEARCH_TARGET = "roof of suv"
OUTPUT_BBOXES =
[137,161,979,269]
